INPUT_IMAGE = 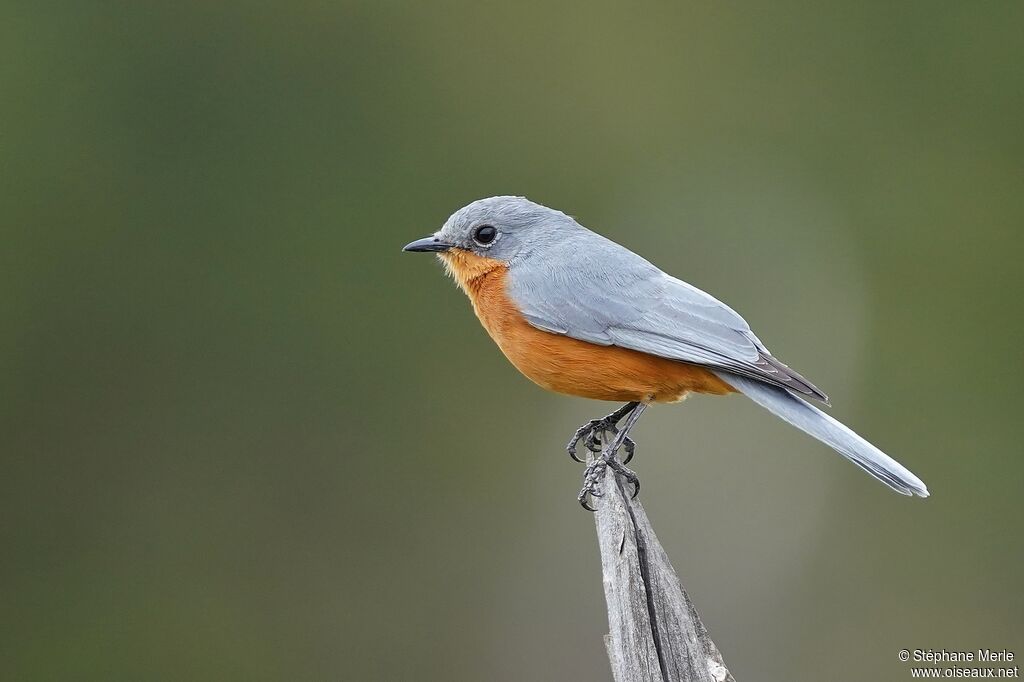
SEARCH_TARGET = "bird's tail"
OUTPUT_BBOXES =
[716,372,929,497]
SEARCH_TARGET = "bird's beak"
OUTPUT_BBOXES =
[402,235,453,253]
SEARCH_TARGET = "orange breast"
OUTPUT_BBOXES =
[440,249,735,403]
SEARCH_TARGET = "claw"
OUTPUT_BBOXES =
[621,437,636,465]
[567,419,604,462]
[578,482,603,511]
[619,473,641,499]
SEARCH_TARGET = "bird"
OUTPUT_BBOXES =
[403,196,928,508]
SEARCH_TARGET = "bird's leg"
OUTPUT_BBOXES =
[577,403,648,511]
[601,403,646,497]
[566,401,640,463]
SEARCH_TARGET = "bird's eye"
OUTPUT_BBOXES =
[473,225,497,245]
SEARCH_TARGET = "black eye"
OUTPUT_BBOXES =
[473,225,497,245]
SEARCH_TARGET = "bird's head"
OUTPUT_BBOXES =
[402,195,578,266]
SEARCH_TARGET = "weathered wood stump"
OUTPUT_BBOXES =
[588,434,735,682]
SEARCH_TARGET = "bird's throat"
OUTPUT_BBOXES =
[438,248,507,298]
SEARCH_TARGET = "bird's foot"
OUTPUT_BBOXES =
[576,434,642,511]
[566,418,615,462]
[566,402,639,463]
[577,457,606,512]
[568,402,646,511]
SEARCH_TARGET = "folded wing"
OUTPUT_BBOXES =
[508,231,828,402]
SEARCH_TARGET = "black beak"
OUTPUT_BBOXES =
[402,236,453,253]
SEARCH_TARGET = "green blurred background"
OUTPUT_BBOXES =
[3,2,1022,680]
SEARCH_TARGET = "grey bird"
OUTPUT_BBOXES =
[403,196,928,507]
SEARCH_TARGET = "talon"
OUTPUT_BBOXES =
[578,486,599,510]
[618,473,641,499]
[622,437,636,465]
[578,482,603,511]
[567,419,607,462]
[566,444,584,463]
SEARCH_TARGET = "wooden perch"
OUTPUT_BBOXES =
[588,436,735,682]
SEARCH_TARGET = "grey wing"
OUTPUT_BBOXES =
[508,232,828,402]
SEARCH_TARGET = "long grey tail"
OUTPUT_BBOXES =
[716,372,929,497]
